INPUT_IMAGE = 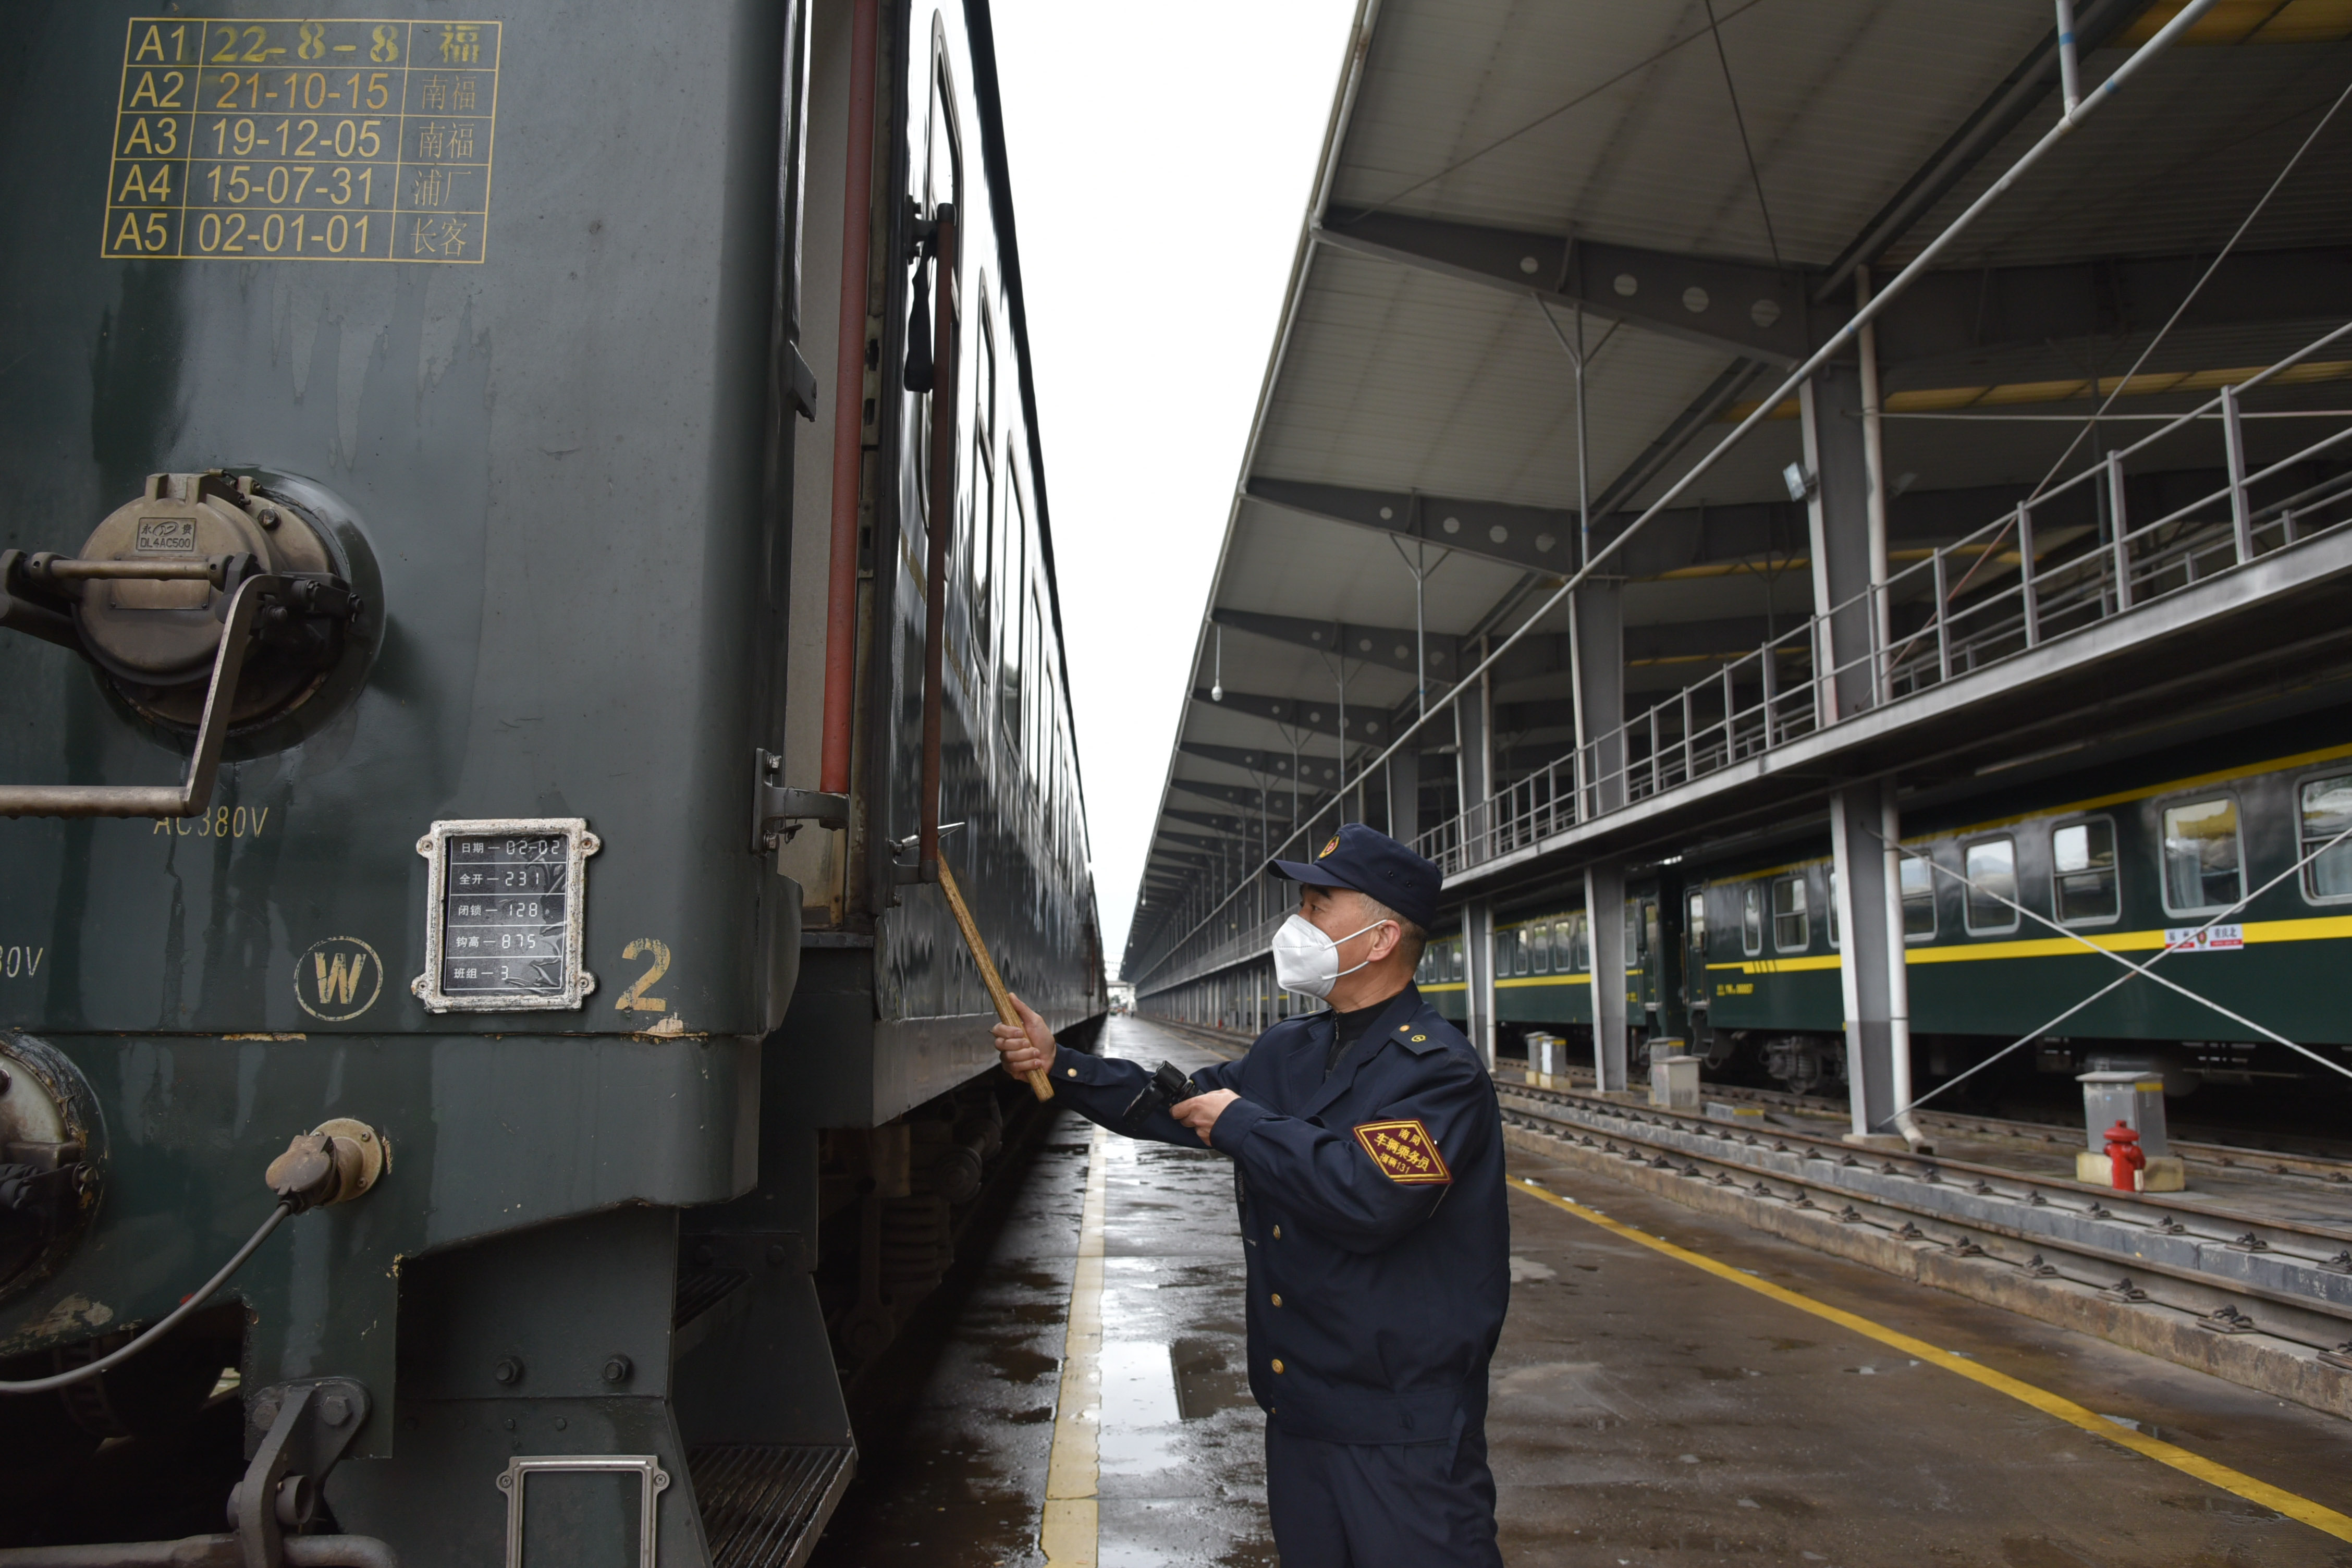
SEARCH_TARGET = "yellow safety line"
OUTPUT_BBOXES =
[1041,1124,1109,1566]
[1505,1174,2352,1543]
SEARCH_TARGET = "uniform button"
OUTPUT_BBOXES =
[1272,1225,1282,1239]
[1270,1293,1282,1307]
[1065,1067,1077,1077]
[1271,1358,1285,1374]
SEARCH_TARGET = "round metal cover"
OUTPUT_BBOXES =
[74,472,339,727]
[75,473,326,679]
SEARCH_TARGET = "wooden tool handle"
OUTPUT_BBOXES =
[938,858,1053,1101]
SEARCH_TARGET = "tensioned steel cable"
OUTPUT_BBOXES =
[1864,819,2352,1082]
[0,1201,290,1395]
[1702,0,1783,269]
[1855,815,2352,1125]
[2022,73,2352,507]
[1328,0,1779,226]
[1135,0,2226,988]
[1897,78,2352,635]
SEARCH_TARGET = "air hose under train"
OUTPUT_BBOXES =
[0,1122,385,1396]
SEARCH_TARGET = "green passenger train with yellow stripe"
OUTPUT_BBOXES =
[1418,718,2352,1109]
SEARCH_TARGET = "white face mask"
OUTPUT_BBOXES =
[1270,912,1391,1000]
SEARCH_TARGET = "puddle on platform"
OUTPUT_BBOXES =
[1171,1337,1254,1419]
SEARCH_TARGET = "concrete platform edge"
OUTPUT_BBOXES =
[1503,1122,2352,1423]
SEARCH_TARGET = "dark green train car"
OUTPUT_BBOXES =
[1417,719,2352,1120]
[1418,883,1693,1046]
[0,4,1102,1564]
[1699,720,2352,1104]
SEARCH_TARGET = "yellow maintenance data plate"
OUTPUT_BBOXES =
[104,18,500,263]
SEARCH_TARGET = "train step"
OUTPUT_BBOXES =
[675,1265,753,1330]
[689,1442,856,1568]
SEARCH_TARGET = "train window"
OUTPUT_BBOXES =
[1771,876,1808,951]
[1900,853,1937,938]
[1826,869,1838,949]
[2301,774,2352,903]
[1559,915,1588,971]
[1686,891,1706,958]
[998,480,1026,749]
[2051,818,2120,924]
[1451,941,1466,982]
[1531,923,1551,974]
[2161,797,2242,913]
[966,308,998,664]
[1963,837,2019,934]
[1741,885,1763,956]
[1026,582,1047,777]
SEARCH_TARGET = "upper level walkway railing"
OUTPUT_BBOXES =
[1132,324,2352,997]
[1414,322,2352,880]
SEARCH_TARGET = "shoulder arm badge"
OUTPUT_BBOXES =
[1352,1119,1452,1185]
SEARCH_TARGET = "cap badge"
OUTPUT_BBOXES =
[1319,834,1341,859]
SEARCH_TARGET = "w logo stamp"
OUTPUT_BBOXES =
[296,937,384,1022]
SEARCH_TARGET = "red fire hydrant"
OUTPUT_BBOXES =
[2103,1121,2146,1193]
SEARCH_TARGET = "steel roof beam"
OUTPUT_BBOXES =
[1168,777,1334,812]
[1315,208,1812,365]
[1247,475,2105,585]
[1873,246,2352,364]
[1208,604,1464,682]
[1163,807,1254,835]
[1244,476,1577,576]
[1156,827,1247,854]
[1178,740,1353,787]
[1250,479,1814,579]
[1318,207,2352,371]
[1186,685,1410,746]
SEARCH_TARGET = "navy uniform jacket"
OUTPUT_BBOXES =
[1050,985,1509,1446]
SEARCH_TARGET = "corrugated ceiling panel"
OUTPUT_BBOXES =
[1335,0,2057,264]
[1213,498,1529,633]
[1249,248,1741,507]
[1883,42,2352,267]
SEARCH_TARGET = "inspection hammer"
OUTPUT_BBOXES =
[938,857,1054,1101]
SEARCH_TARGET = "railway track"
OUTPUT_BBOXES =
[1527,1068,2352,1185]
[1499,1082,2352,1363]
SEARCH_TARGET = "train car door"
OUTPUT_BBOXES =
[1628,890,1661,1024]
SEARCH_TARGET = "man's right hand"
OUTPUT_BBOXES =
[992,993,1056,1081]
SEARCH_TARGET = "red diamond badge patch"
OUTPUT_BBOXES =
[1353,1118,1451,1184]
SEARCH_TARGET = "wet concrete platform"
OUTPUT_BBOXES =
[813,1016,2352,1566]
[810,1020,1269,1567]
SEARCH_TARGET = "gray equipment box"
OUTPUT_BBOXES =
[2077,1069,2171,1158]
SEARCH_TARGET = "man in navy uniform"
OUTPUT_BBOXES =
[993,823,1509,1568]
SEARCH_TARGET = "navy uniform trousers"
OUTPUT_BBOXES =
[1050,985,1509,1568]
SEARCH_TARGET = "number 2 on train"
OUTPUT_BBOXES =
[615,938,670,1013]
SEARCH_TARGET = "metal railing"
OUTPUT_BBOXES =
[1417,322,2352,877]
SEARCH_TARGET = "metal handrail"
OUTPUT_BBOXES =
[0,572,278,819]
[1405,323,2352,879]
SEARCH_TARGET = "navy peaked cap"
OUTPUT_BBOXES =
[1271,822,1441,932]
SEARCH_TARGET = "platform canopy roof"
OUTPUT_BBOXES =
[1124,0,2352,976]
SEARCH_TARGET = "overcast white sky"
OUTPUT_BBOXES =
[990,1,1363,974]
